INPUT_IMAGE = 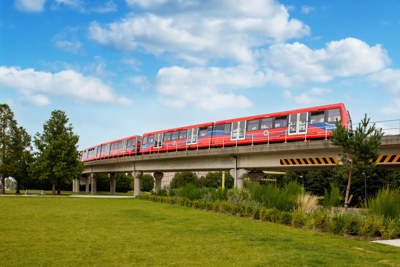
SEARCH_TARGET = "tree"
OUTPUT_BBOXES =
[141,174,154,192]
[0,104,17,194]
[8,124,33,193]
[198,172,234,188]
[33,110,83,195]
[170,172,198,189]
[331,114,383,208]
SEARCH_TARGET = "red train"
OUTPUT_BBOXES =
[80,103,351,162]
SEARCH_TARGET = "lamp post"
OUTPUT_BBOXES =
[300,175,304,186]
[362,172,367,207]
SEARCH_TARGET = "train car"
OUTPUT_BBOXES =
[80,144,102,162]
[80,135,141,162]
[140,122,214,153]
[212,103,350,147]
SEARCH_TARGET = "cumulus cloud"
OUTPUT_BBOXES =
[0,66,132,106]
[89,0,310,64]
[15,0,47,12]
[284,87,332,105]
[301,6,315,15]
[154,66,264,110]
[369,68,400,114]
[262,37,389,87]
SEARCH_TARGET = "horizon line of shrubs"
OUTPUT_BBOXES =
[137,182,400,240]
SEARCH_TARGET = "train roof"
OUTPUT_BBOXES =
[215,103,346,124]
[142,122,214,136]
[82,135,140,151]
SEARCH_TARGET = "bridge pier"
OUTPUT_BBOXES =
[230,169,248,189]
[153,172,164,191]
[72,178,80,193]
[91,173,97,195]
[110,173,116,195]
[85,175,90,193]
[133,171,143,197]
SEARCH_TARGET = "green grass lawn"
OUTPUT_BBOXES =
[0,197,399,266]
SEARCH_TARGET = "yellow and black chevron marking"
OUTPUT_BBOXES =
[280,157,338,165]
[374,155,400,163]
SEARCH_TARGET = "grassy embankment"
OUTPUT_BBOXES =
[0,197,399,266]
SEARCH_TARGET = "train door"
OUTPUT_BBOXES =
[288,112,308,135]
[154,133,163,148]
[231,121,246,141]
[121,139,127,153]
[187,128,199,145]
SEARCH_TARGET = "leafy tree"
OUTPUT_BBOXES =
[8,124,33,193]
[33,110,83,195]
[116,173,133,192]
[170,172,198,189]
[0,104,17,194]
[141,174,154,192]
[198,172,234,188]
[331,114,383,208]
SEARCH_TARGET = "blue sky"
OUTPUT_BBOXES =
[1,0,400,149]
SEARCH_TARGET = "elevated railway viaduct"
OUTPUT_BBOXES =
[78,135,400,196]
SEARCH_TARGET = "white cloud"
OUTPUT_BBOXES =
[301,6,315,15]
[154,66,262,110]
[369,68,400,94]
[283,87,332,105]
[0,66,132,106]
[263,38,389,87]
[55,0,81,8]
[91,0,117,13]
[15,0,47,12]
[89,0,310,64]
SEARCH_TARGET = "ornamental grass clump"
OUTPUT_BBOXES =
[177,183,202,200]
[366,187,400,220]
[297,192,318,214]
[250,181,302,211]
[323,183,342,208]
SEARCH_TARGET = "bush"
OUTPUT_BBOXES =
[292,209,306,228]
[212,202,220,213]
[230,205,240,216]
[252,207,261,220]
[381,219,400,239]
[141,174,154,192]
[250,181,302,211]
[358,214,384,238]
[329,212,346,235]
[310,209,329,231]
[367,187,400,220]
[177,183,202,200]
[342,212,362,235]
[323,183,342,208]
[280,211,293,225]
[155,189,168,196]
[261,208,281,223]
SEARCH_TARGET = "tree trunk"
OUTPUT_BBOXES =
[52,184,56,195]
[16,181,20,194]
[344,159,353,210]
[57,181,61,195]
[1,176,5,194]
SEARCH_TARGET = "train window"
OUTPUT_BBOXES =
[179,130,187,139]
[260,118,273,129]
[143,136,148,145]
[199,127,208,137]
[247,119,260,131]
[275,116,288,128]
[310,111,325,124]
[327,108,341,123]
[214,124,224,133]
[110,143,115,150]
[148,135,154,143]
[224,123,231,134]
[164,132,171,141]
[171,132,179,140]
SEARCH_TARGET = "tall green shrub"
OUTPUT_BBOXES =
[367,187,400,220]
[323,183,342,208]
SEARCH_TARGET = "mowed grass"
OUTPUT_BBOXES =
[0,197,399,266]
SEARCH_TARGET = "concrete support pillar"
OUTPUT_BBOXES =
[230,169,248,189]
[110,173,116,195]
[85,176,90,193]
[153,172,164,192]
[91,173,97,195]
[72,178,80,193]
[132,171,143,197]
